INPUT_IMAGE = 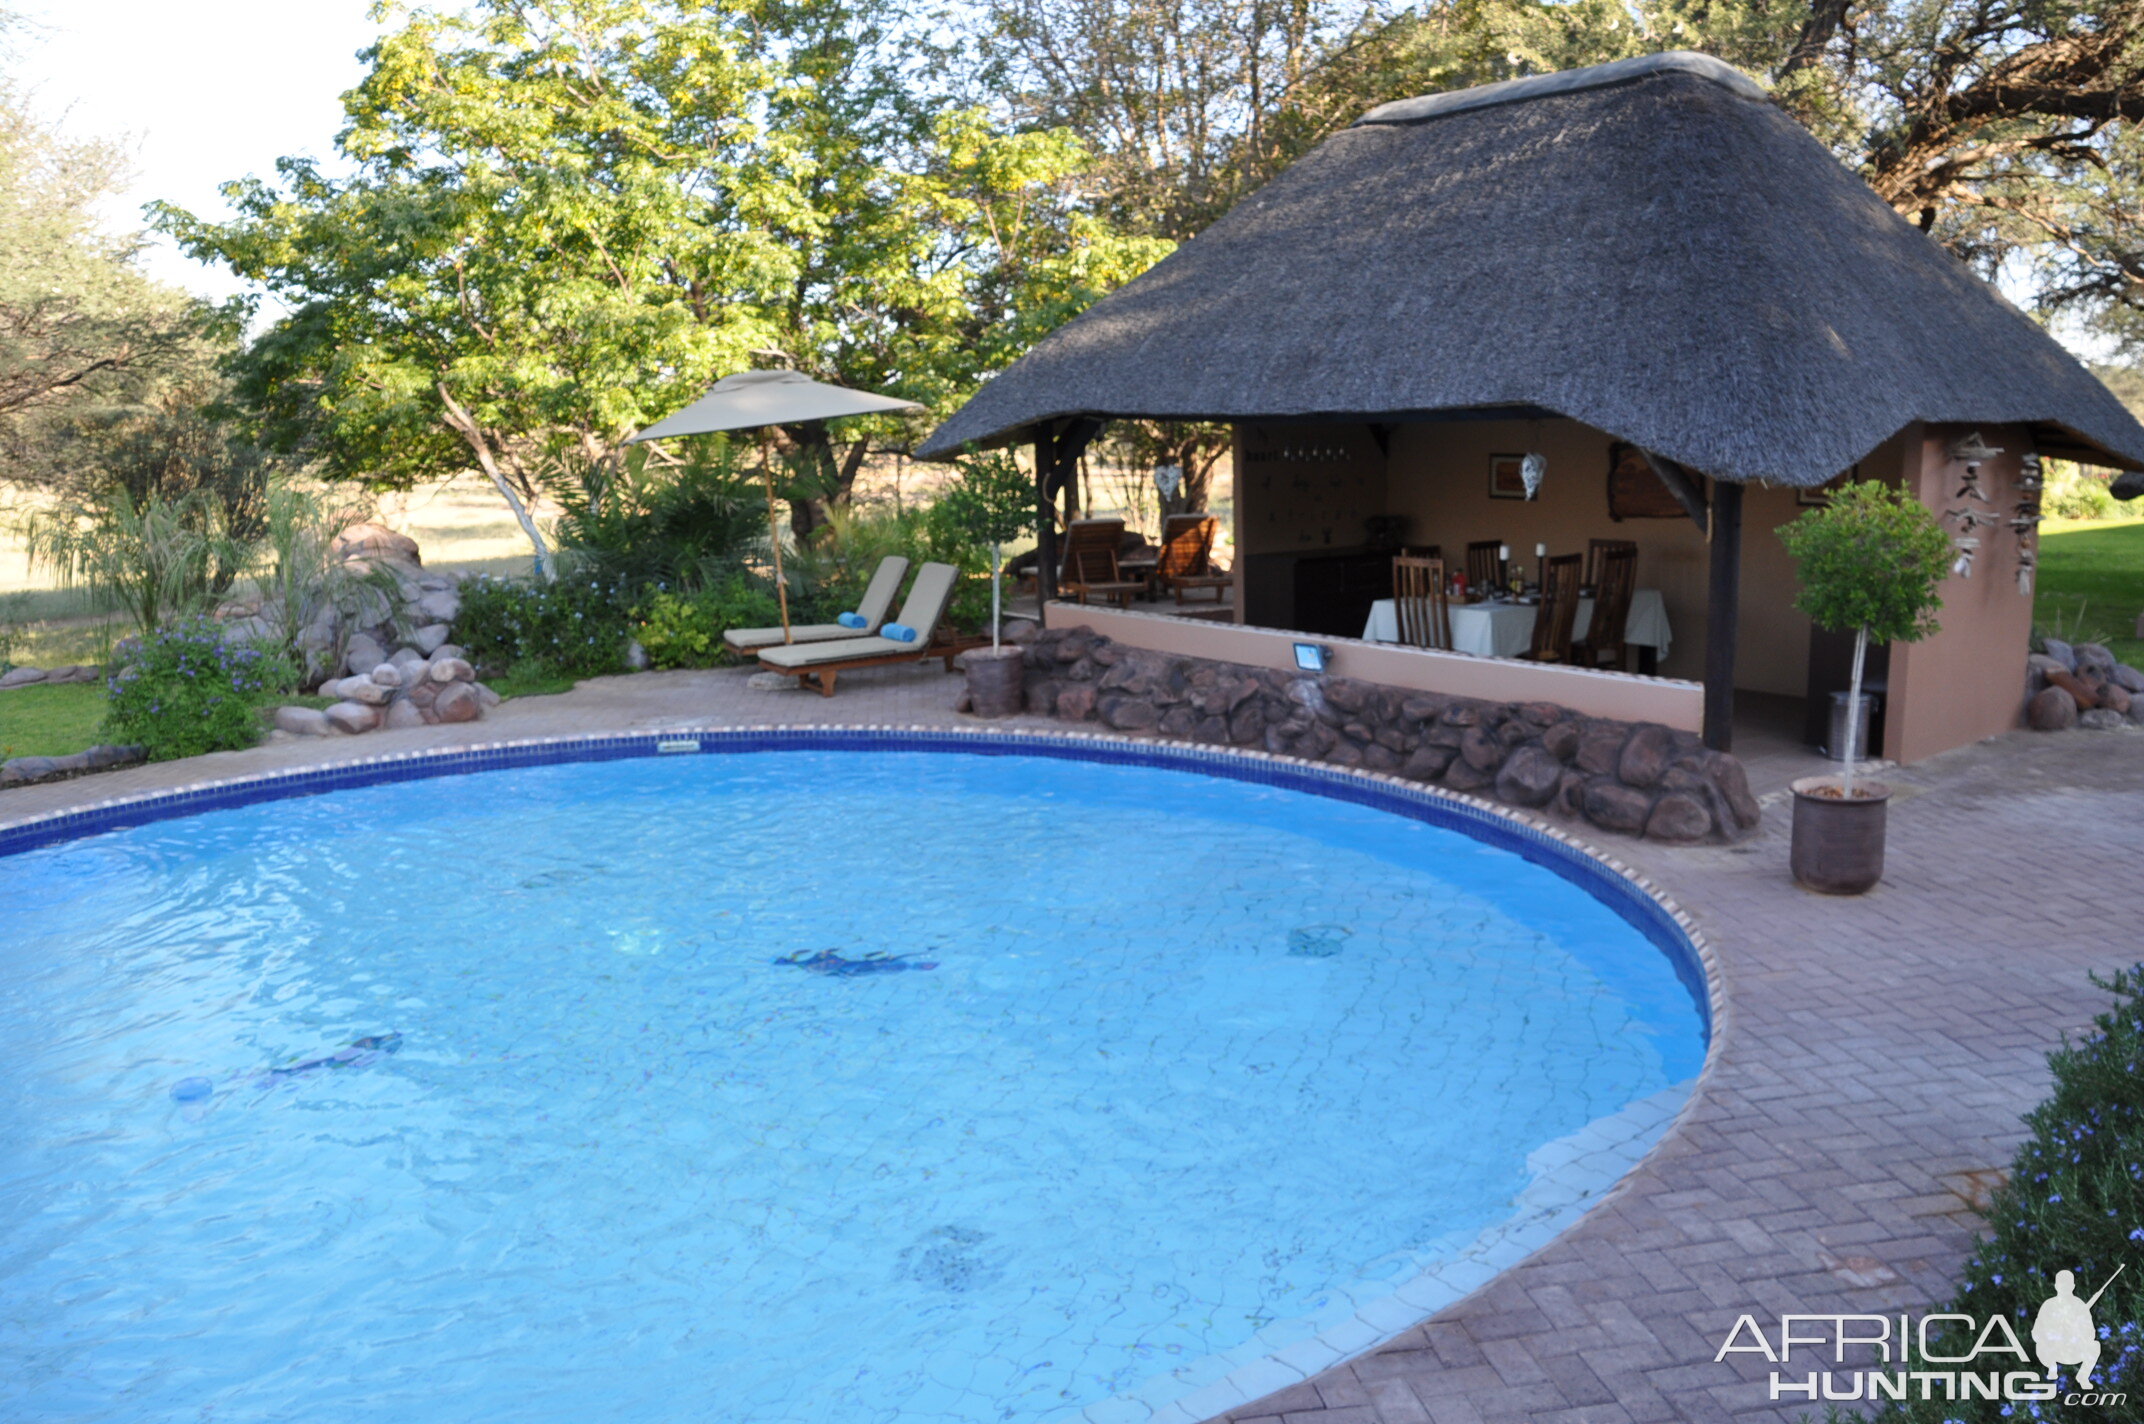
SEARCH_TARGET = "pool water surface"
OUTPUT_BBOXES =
[0,746,1706,1423]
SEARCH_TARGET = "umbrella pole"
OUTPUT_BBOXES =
[763,463,793,642]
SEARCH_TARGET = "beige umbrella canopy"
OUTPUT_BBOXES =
[627,371,922,641]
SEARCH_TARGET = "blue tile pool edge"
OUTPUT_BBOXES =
[0,723,1727,1423]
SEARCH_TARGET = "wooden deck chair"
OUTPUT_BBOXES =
[1465,540,1505,594]
[1391,555,1452,650]
[1059,518,1146,608]
[1516,553,1584,663]
[1156,513,1230,603]
[722,555,910,658]
[756,562,963,696]
[1573,545,1638,670]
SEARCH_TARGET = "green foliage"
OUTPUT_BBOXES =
[251,482,405,682]
[102,620,293,761]
[1862,964,2144,1422]
[936,449,1036,549]
[0,77,198,464]
[19,487,259,635]
[550,443,764,591]
[2035,521,2144,668]
[158,0,1164,567]
[2043,463,2119,522]
[1779,481,1951,644]
[454,572,637,678]
[633,575,782,669]
[0,680,104,759]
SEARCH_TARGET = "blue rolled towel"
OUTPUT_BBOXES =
[881,622,918,643]
[837,611,867,629]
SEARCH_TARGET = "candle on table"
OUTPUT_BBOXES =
[1499,544,1509,560]
[1535,543,1546,558]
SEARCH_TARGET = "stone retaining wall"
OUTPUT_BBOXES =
[1014,625,1761,844]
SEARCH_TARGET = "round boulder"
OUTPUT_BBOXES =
[2027,685,2079,731]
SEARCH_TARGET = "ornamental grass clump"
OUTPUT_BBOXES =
[1860,964,2144,1422]
[104,619,293,761]
[1778,482,1951,795]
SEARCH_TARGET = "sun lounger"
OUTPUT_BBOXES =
[721,554,910,657]
[756,562,963,696]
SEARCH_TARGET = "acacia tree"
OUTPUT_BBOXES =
[972,0,2144,354]
[0,80,196,474]
[162,0,1168,568]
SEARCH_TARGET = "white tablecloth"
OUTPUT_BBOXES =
[1361,589,1671,659]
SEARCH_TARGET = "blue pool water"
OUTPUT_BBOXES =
[0,747,1706,1424]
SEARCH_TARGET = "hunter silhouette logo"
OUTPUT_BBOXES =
[2034,1264,2124,1388]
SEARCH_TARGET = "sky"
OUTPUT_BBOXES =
[12,0,386,300]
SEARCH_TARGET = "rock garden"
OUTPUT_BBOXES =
[2024,636,2144,731]
[1005,623,1764,844]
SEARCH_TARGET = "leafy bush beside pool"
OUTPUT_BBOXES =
[1860,963,2144,1422]
[104,620,295,761]
[455,573,639,678]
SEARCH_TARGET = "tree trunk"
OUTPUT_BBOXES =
[1843,624,1868,797]
[438,384,554,580]
[778,423,871,544]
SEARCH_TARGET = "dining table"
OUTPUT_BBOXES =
[1360,589,1673,666]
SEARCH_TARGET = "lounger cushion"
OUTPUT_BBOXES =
[757,634,907,668]
[722,623,855,652]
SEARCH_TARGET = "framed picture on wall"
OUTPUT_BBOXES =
[1798,465,1860,505]
[1488,453,1529,500]
[1606,443,1698,520]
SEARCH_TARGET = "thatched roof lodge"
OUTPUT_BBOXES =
[923,52,2144,762]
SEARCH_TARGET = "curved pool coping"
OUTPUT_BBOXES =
[0,724,1728,1424]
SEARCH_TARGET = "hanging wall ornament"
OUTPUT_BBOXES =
[1952,535,1980,578]
[1945,506,1999,533]
[2018,452,2043,493]
[1520,453,1546,500]
[2017,546,2037,596]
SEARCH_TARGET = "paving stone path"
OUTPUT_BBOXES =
[5,660,2141,1424]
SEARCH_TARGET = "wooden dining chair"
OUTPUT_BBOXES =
[1573,546,1638,670]
[1391,555,1453,650]
[1584,538,1637,589]
[1517,553,1584,663]
[1465,540,1504,593]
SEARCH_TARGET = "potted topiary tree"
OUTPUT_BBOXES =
[939,448,1035,718]
[1777,480,1952,894]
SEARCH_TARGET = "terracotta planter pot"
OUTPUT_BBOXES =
[963,645,1026,719]
[1789,775,1892,895]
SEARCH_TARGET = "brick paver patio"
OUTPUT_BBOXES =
[5,659,2139,1424]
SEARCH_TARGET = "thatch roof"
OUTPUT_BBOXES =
[919,52,2144,482]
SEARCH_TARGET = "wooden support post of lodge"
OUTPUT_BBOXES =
[1032,419,1102,626]
[1033,435,1058,616]
[1704,479,1743,751]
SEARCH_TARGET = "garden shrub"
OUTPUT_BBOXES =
[104,619,294,761]
[1861,963,2144,1421]
[634,575,782,669]
[549,444,763,591]
[456,573,637,678]
[2044,463,2118,522]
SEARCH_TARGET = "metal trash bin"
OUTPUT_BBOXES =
[1826,690,1878,761]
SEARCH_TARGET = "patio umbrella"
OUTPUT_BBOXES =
[627,371,921,642]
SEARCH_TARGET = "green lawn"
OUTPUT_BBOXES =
[0,681,106,759]
[2036,517,2144,666]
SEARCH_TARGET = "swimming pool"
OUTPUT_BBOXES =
[0,732,1710,1424]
